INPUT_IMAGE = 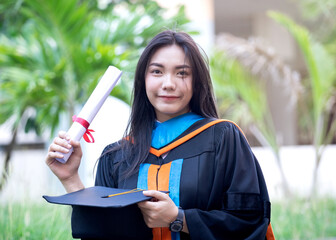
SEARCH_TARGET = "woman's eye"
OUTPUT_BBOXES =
[178,71,188,76]
[151,69,161,75]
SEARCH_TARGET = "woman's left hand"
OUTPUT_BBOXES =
[137,190,178,228]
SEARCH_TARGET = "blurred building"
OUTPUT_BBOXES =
[157,0,304,146]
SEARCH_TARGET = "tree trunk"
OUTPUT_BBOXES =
[250,125,292,197]
[0,126,19,192]
[310,149,322,198]
[273,150,291,197]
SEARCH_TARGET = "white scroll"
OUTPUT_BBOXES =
[56,66,122,163]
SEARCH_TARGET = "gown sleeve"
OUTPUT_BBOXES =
[184,122,270,240]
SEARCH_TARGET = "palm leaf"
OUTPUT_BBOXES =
[268,11,336,147]
[268,10,336,196]
[211,51,278,151]
[210,33,301,196]
[0,0,192,138]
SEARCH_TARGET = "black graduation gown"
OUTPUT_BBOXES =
[72,118,272,240]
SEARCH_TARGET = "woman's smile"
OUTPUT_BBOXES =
[158,95,180,100]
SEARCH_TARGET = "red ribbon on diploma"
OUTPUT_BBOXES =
[72,115,95,143]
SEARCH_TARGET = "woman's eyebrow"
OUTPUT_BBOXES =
[148,63,191,69]
[148,63,163,68]
[176,65,191,69]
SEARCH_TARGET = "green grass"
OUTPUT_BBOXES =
[0,201,72,240]
[0,198,335,239]
[272,198,336,240]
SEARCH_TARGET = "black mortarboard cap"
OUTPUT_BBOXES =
[43,186,159,239]
[43,186,152,208]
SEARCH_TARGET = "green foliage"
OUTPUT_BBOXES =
[296,0,336,21]
[0,202,72,240]
[0,0,191,137]
[210,47,291,196]
[272,198,336,239]
[210,51,278,152]
[268,11,336,148]
[295,0,336,44]
[268,10,336,197]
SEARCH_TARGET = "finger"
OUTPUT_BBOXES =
[58,131,69,139]
[142,190,169,201]
[138,200,153,210]
[70,140,82,155]
[138,203,149,214]
[138,201,149,208]
[54,137,72,148]
[137,199,161,211]
[69,139,80,148]
[47,151,64,161]
[49,143,70,154]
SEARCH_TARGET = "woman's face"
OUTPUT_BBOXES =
[145,45,193,122]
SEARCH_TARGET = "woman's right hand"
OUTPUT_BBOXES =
[46,131,84,192]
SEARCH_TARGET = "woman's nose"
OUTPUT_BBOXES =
[162,74,176,90]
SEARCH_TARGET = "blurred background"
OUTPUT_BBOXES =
[1,0,336,239]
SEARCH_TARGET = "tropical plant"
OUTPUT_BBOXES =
[268,11,336,196]
[0,0,190,191]
[210,34,302,197]
[295,0,336,44]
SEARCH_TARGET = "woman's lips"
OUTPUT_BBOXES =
[158,95,179,101]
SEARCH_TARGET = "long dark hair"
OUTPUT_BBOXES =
[112,30,218,177]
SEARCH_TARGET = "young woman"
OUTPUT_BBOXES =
[46,30,273,240]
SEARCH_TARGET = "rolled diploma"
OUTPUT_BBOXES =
[56,66,122,163]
